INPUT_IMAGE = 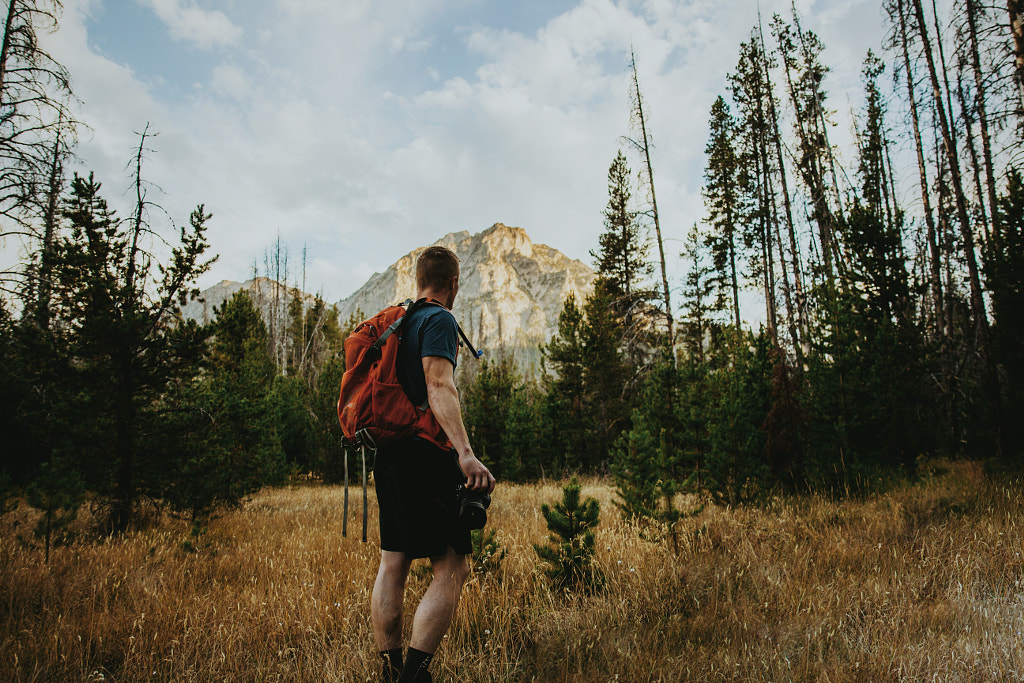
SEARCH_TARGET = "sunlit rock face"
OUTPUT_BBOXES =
[336,223,595,365]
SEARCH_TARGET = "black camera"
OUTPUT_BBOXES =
[456,483,491,530]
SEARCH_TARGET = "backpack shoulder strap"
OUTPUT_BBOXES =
[370,299,415,351]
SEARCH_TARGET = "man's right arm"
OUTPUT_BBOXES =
[423,355,495,493]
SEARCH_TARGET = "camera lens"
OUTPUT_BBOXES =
[461,500,487,529]
[457,485,491,530]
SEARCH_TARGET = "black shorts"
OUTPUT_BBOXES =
[373,437,472,559]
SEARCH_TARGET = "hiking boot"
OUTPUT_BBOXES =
[398,663,432,683]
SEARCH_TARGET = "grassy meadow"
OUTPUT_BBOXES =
[2,461,1023,682]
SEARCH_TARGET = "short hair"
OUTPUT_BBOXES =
[416,246,460,291]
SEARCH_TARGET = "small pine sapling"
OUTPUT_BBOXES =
[533,478,603,593]
[26,459,84,564]
[613,414,704,552]
[471,527,506,575]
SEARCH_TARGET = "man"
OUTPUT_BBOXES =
[371,245,497,683]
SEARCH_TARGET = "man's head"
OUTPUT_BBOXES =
[416,245,461,308]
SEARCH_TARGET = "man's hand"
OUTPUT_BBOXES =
[423,355,497,494]
[459,451,495,493]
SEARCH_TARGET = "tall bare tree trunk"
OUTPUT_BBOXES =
[957,72,991,241]
[749,74,779,345]
[758,17,807,361]
[965,0,1001,236]
[629,51,673,348]
[34,115,64,329]
[912,0,987,328]
[896,0,946,337]
[1009,0,1024,110]
[758,168,779,343]
[774,14,837,285]
[912,0,1003,456]
[125,123,151,306]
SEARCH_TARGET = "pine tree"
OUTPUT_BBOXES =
[542,285,631,474]
[592,150,655,367]
[26,457,83,564]
[581,280,631,467]
[48,172,215,530]
[462,356,518,478]
[611,415,660,521]
[679,224,723,366]
[763,349,806,492]
[985,169,1024,459]
[497,377,550,481]
[169,290,287,520]
[533,478,602,593]
[307,308,358,482]
[612,406,702,550]
[542,294,590,472]
[735,23,808,357]
[702,96,744,328]
[309,355,346,482]
[848,52,911,324]
[886,0,946,339]
[272,374,311,469]
[701,330,772,505]
[592,150,649,302]
[908,0,1002,460]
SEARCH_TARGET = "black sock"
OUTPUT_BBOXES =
[400,647,433,682]
[381,648,403,681]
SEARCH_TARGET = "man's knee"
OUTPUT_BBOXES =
[378,551,412,584]
[431,548,470,585]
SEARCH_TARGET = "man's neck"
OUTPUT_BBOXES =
[416,290,451,309]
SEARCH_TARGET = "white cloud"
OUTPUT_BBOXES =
[141,0,243,50]
[211,62,255,101]
[18,0,898,306]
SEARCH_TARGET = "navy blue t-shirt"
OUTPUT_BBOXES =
[397,302,459,407]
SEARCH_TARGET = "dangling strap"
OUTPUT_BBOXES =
[342,441,350,538]
[457,323,483,360]
[361,439,369,543]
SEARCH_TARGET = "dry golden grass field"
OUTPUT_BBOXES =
[2,461,1023,682]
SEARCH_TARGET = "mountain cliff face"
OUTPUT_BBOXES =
[179,276,315,326]
[336,223,595,361]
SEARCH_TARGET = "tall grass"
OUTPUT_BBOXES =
[2,461,1022,681]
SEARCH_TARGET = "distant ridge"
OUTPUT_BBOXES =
[179,276,316,326]
[182,224,595,366]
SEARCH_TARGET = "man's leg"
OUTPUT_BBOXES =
[372,550,412,650]
[408,545,470,653]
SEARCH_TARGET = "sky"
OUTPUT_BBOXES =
[29,0,895,305]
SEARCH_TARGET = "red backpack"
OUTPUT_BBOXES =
[338,298,479,450]
[336,298,482,541]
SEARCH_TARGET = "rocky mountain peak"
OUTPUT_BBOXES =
[337,223,594,364]
[478,222,532,257]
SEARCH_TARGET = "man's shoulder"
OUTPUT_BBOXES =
[407,301,456,328]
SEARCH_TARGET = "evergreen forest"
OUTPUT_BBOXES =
[2,0,1024,542]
